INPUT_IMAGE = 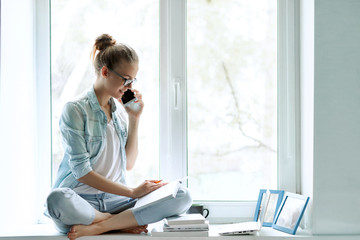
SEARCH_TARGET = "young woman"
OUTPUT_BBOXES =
[46,34,192,240]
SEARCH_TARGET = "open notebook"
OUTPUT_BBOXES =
[219,189,271,235]
[133,178,185,211]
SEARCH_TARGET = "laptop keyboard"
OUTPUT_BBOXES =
[219,221,260,233]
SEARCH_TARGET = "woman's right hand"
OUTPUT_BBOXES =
[129,180,166,198]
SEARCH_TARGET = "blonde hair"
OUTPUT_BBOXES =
[91,34,139,76]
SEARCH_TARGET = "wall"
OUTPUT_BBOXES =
[0,0,37,229]
[313,0,360,234]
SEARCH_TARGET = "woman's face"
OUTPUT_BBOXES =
[104,61,139,99]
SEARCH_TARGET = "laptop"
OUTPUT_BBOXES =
[218,190,271,236]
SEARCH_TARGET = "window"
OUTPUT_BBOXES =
[187,0,277,201]
[51,0,160,187]
[49,0,299,222]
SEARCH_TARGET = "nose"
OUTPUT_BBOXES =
[124,83,133,89]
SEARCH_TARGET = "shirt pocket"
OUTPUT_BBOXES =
[84,135,104,157]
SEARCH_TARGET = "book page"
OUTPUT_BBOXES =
[134,180,180,210]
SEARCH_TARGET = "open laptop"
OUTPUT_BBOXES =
[218,189,271,236]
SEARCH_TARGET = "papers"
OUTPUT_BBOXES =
[151,214,209,237]
[164,221,209,232]
[166,213,206,225]
[133,179,181,211]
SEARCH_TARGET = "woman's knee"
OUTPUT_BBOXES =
[175,187,193,214]
[46,188,95,226]
[46,188,78,219]
[47,188,75,210]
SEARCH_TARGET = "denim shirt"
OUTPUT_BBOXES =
[52,87,128,190]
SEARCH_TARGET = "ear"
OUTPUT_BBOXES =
[101,66,109,78]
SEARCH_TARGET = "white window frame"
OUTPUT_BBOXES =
[35,0,300,224]
[277,0,301,194]
[159,0,300,223]
[35,0,52,223]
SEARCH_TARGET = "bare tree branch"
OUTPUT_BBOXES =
[222,62,276,153]
[197,145,262,157]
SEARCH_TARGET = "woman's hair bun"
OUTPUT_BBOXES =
[94,34,116,51]
[91,33,139,74]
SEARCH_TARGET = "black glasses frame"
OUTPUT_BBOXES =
[108,68,137,86]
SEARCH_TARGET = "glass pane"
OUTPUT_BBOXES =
[51,0,159,187]
[187,0,277,201]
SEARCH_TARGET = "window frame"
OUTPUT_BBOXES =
[277,0,301,194]
[35,0,52,223]
[159,0,300,223]
[36,0,300,223]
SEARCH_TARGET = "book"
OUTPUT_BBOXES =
[163,221,209,232]
[166,213,206,226]
[133,179,181,211]
[151,226,209,237]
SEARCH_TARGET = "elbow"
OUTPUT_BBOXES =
[126,161,135,171]
[126,151,138,171]
[76,170,93,183]
[77,175,86,183]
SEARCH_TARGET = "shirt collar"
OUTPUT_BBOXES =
[108,97,117,112]
[87,86,117,113]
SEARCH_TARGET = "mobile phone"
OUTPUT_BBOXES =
[121,89,137,105]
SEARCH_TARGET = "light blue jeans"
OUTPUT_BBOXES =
[46,187,192,233]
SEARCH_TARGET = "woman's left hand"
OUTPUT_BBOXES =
[120,89,144,119]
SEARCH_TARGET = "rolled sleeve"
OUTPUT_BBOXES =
[60,102,93,179]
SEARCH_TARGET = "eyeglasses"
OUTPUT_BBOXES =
[108,68,137,86]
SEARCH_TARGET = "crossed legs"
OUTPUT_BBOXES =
[46,187,192,239]
[68,209,141,239]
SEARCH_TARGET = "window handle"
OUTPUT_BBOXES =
[174,81,180,110]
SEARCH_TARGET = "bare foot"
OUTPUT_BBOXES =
[121,225,148,234]
[68,224,103,240]
[93,211,112,224]
[67,223,148,239]
[67,209,140,239]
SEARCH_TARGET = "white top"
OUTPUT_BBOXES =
[73,120,123,194]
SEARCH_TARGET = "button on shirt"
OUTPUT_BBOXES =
[52,87,128,190]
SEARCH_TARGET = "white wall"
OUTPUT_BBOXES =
[312,0,360,234]
[0,0,37,228]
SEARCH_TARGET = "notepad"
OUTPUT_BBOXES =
[133,179,182,210]
[165,213,206,225]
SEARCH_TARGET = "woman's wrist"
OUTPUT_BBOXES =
[127,187,135,198]
[128,116,140,131]
[128,115,140,123]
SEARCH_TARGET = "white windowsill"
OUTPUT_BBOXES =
[0,223,358,240]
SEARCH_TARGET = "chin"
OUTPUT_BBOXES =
[117,90,124,98]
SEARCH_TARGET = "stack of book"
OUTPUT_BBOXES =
[151,213,209,237]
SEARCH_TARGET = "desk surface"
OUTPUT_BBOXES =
[0,223,358,240]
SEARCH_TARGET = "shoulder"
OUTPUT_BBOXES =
[62,90,92,113]
[61,91,90,118]
[62,100,83,116]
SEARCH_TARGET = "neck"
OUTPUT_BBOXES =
[93,81,111,107]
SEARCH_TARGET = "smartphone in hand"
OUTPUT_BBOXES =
[121,89,137,105]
